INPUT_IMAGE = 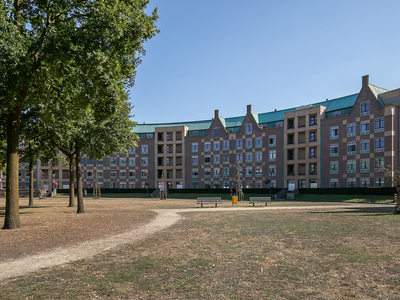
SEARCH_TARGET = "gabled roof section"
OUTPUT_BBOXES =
[369,84,388,106]
[225,116,245,128]
[132,119,212,133]
[251,111,259,123]
[313,93,359,112]
[218,116,226,128]
[258,108,296,123]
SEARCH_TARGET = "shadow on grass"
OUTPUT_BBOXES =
[308,206,395,215]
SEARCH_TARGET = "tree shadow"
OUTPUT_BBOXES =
[308,206,395,216]
[0,206,51,216]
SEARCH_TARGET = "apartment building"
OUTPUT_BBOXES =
[2,75,399,191]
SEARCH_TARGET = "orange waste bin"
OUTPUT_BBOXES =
[232,196,238,205]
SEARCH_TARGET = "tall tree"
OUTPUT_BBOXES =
[0,0,159,228]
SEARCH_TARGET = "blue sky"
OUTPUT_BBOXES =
[129,0,400,125]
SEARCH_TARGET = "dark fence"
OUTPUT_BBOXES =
[298,187,396,195]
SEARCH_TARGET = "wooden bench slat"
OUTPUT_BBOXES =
[249,197,272,206]
[196,197,222,207]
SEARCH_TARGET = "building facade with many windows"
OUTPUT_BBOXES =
[2,75,400,191]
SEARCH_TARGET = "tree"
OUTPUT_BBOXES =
[384,165,400,214]
[0,0,159,228]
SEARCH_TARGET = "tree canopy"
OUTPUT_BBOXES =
[0,0,159,228]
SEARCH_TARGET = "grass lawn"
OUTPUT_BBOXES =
[0,200,399,299]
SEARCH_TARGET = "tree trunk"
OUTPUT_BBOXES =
[28,160,34,206]
[75,145,84,213]
[3,109,21,229]
[68,154,75,207]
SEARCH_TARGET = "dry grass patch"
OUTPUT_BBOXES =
[1,203,399,299]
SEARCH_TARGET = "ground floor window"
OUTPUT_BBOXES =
[330,178,338,188]
[375,177,385,187]
[360,178,370,187]
[347,178,356,188]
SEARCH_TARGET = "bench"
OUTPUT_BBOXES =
[249,197,272,206]
[197,197,223,207]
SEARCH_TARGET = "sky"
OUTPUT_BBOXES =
[129,0,400,125]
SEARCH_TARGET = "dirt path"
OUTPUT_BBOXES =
[0,203,392,280]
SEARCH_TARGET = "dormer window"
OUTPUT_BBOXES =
[245,124,252,135]
[361,101,370,116]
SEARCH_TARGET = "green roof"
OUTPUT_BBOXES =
[133,85,390,133]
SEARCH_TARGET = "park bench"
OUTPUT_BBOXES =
[249,197,272,206]
[197,197,223,207]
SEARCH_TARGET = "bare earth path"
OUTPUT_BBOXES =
[0,203,393,280]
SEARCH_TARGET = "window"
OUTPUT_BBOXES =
[204,168,211,178]
[269,135,276,147]
[245,167,252,177]
[246,153,252,163]
[110,171,117,179]
[146,133,153,139]
[223,154,229,164]
[214,182,220,189]
[307,148,315,159]
[223,181,230,188]
[347,142,356,155]
[310,132,316,142]
[347,160,356,173]
[245,138,252,149]
[214,168,220,178]
[375,177,385,187]
[141,170,148,179]
[192,156,198,165]
[120,158,126,166]
[204,142,211,152]
[375,118,384,132]
[330,161,338,174]
[97,159,103,166]
[204,155,211,165]
[128,158,135,167]
[361,121,370,135]
[236,139,243,150]
[361,178,370,187]
[87,171,93,179]
[361,140,370,154]
[360,159,370,173]
[310,163,316,175]
[213,155,220,164]
[204,181,211,188]
[361,101,370,116]
[347,123,356,137]
[269,150,276,161]
[129,171,135,179]
[269,165,276,176]
[141,145,148,154]
[213,128,220,138]
[120,171,126,179]
[255,137,262,148]
[141,157,148,166]
[347,178,356,187]
[332,111,341,117]
[236,153,243,163]
[223,168,229,178]
[223,140,229,151]
[110,157,117,166]
[192,169,198,178]
[374,157,384,171]
[245,124,252,135]
[375,138,384,152]
[255,166,262,177]
[87,158,94,166]
[330,144,338,157]
[255,181,262,188]
[192,143,198,152]
[213,141,220,151]
[310,116,316,125]
[129,147,135,154]
[330,126,338,139]
[256,152,262,162]
[275,121,283,127]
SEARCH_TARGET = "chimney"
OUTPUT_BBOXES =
[247,104,251,114]
[362,75,369,87]
[214,109,219,119]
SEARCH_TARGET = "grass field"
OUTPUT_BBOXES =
[0,197,399,299]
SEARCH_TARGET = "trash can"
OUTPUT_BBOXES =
[3,192,5,197]
[232,196,238,205]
